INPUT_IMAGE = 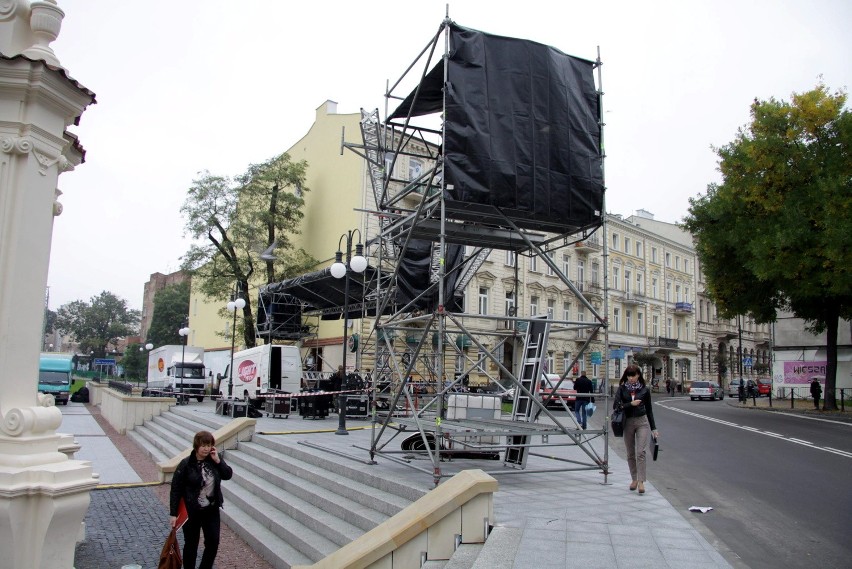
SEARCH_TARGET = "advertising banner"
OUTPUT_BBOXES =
[782,361,826,384]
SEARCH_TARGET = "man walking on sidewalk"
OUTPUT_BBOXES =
[810,378,822,410]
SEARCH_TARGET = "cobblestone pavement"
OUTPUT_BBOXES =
[74,404,273,569]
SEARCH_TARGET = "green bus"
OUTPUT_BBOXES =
[38,353,74,405]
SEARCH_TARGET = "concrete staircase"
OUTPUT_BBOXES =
[128,406,517,569]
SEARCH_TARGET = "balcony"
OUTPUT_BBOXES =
[620,291,644,305]
[575,280,604,300]
[671,302,693,314]
[714,322,738,341]
[573,237,602,254]
[648,336,679,352]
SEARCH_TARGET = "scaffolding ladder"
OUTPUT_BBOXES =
[504,315,551,468]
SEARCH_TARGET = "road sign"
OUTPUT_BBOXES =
[591,352,602,364]
[94,358,116,366]
[609,349,625,360]
[742,357,753,366]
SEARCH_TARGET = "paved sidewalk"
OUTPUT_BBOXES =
[67,400,740,569]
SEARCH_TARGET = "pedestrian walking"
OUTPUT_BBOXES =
[170,430,233,569]
[613,365,659,495]
[573,374,594,429]
[810,378,822,410]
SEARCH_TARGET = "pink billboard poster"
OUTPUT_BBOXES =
[783,362,826,384]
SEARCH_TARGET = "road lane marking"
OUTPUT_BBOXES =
[659,403,851,459]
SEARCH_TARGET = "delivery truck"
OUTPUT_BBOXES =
[146,345,209,402]
[224,344,302,406]
[38,353,74,405]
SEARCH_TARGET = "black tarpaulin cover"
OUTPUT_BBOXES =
[395,239,464,312]
[390,23,603,233]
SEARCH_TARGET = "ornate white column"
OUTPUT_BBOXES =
[0,2,99,567]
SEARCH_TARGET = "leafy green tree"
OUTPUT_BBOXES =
[121,342,147,381]
[146,280,191,348]
[180,153,317,348]
[55,291,140,358]
[683,84,851,410]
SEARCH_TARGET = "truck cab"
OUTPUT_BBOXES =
[38,353,74,405]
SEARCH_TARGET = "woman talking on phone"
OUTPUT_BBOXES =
[170,430,233,569]
[614,365,659,494]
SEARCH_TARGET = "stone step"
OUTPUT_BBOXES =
[128,422,182,461]
[223,474,340,562]
[126,428,169,464]
[469,526,523,569]
[169,404,229,431]
[219,500,313,569]
[444,543,483,569]
[145,415,194,452]
[237,440,411,520]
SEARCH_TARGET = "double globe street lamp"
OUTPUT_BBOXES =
[178,325,191,404]
[331,229,368,435]
[226,296,246,398]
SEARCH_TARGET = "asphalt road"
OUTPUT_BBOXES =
[634,397,852,569]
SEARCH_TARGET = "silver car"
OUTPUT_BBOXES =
[727,379,744,398]
[690,381,724,401]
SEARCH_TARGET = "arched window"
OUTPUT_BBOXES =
[700,343,705,372]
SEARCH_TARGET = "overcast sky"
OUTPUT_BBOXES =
[45,0,850,311]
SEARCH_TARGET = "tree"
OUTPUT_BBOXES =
[121,342,147,382]
[54,291,140,358]
[683,83,851,410]
[180,153,317,348]
[146,280,191,347]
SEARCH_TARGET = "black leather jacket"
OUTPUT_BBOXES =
[614,384,656,430]
[170,451,233,517]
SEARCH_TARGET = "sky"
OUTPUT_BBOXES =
[44,0,850,311]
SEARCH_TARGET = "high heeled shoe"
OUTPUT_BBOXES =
[638,482,645,494]
[629,481,638,491]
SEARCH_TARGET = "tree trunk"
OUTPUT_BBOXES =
[824,309,839,411]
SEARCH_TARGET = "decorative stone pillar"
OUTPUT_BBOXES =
[0,2,99,567]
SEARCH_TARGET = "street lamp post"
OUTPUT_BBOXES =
[330,229,368,435]
[140,342,153,390]
[178,324,191,405]
[226,295,246,398]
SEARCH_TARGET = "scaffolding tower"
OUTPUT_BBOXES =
[338,18,614,485]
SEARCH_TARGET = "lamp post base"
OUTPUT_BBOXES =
[335,395,349,435]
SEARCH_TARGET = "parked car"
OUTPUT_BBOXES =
[727,379,744,398]
[689,381,724,401]
[755,379,771,396]
[538,374,577,408]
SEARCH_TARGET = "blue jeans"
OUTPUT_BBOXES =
[574,401,587,429]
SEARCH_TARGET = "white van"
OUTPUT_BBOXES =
[224,344,302,404]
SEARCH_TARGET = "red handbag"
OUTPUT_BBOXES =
[158,528,182,569]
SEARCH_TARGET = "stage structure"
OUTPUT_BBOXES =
[267,18,613,485]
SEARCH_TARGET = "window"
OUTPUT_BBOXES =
[666,282,672,302]
[562,254,570,279]
[685,287,690,302]
[409,158,423,181]
[612,233,619,250]
[677,319,682,339]
[638,312,644,335]
[684,259,689,274]
[478,287,489,315]
[685,321,691,341]
[613,308,621,332]
[651,247,658,263]
[636,273,643,295]
[530,296,539,316]
[546,251,555,276]
[699,300,704,321]
[578,260,586,289]
[675,256,680,270]
[546,351,555,373]
[613,267,620,290]
[667,318,673,338]
[665,252,671,267]
[590,261,598,285]
[562,351,571,373]
[652,278,658,299]
[624,270,631,293]
[626,310,632,334]
[652,315,659,337]
[636,241,642,257]
[506,250,516,266]
[624,237,631,254]
[504,291,515,326]
[529,255,538,272]
[675,284,682,303]
[547,299,555,319]
[563,302,570,321]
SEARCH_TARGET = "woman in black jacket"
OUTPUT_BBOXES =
[613,365,659,494]
[170,430,233,569]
